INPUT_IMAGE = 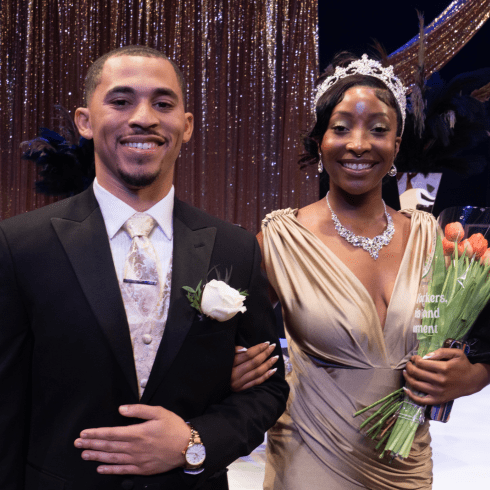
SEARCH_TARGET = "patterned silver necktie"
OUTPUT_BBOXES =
[122,213,161,317]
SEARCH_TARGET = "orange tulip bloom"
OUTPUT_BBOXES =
[480,249,490,266]
[468,233,488,259]
[445,222,465,242]
[442,237,455,256]
[457,239,473,257]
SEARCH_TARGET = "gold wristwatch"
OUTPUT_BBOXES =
[182,424,206,470]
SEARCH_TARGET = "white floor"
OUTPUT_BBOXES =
[228,385,490,489]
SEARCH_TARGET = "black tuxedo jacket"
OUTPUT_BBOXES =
[467,301,490,365]
[0,187,288,490]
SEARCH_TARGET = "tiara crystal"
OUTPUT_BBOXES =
[314,54,407,134]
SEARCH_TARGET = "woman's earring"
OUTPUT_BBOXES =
[318,156,324,174]
[388,164,397,177]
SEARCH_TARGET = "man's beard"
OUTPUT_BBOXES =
[118,167,160,188]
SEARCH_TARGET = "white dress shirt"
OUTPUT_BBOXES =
[93,178,174,284]
[93,179,204,473]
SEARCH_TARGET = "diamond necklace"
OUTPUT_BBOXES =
[325,192,395,260]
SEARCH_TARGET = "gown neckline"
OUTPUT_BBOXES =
[286,209,415,332]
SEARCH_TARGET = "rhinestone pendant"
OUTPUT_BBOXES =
[326,193,395,260]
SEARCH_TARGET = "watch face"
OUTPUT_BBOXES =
[186,443,206,465]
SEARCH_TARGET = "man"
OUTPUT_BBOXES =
[0,45,288,490]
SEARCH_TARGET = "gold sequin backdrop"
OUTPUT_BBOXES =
[0,0,319,232]
[389,0,490,89]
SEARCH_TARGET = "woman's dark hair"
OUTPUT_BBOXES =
[299,52,403,169]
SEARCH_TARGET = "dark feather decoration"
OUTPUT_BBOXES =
[397,68,490,175]
[21,106,95,196]
[370,40,389,67]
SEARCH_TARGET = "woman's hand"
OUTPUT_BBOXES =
[231,342,279,392]
[403,348,490,405]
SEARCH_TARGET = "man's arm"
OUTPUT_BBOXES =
[74,404,191,475]
[0,226,32,490]
[74,236,288,481]
[187,237,288,480]
[466,298,490,365]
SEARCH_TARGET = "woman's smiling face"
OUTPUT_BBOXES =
[320,85,401,196]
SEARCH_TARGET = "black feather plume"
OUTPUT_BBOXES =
[397,69,490,175]
[21,106,95,196]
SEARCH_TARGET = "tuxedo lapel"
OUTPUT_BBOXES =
[141,201,217,403]
[51,189,139,399]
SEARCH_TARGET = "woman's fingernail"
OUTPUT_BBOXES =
[271,355,279,362]
[402,386,408,392]
[263,341,271,346]
[269,343,276,350]
[267,368,277,376]
[236,347,248,352]
[422,354,434,360]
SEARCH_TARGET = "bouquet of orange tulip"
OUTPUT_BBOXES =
[354,213,490,460]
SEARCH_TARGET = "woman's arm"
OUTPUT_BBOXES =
[403,348,490,405]
[231,343,279,392]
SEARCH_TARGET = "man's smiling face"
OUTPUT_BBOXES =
[76,55,193,200]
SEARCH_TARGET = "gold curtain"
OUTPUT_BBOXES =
[0,0,319,232]
[389,0,490,88]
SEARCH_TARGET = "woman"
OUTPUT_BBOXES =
[232,53,490,489]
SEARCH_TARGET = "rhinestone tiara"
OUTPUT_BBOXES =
[313,54,407,134]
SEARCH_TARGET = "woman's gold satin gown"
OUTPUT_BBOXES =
[262,209,436,489]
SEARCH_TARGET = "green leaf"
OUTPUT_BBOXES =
[430,235,447,295]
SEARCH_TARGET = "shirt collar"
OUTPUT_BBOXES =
[93,178,174,240]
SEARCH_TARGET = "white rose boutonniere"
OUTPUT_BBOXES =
[183,279,248,322]
[201,280,247,321]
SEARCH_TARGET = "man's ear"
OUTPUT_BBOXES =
[75,107,93,140]
[182,112,194,144]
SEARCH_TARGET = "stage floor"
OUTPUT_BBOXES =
[228,384,490,489]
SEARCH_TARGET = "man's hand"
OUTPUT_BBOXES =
[74,405,191,475]
[403,348,490,405]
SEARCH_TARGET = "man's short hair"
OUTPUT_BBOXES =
[83,45,186,106]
